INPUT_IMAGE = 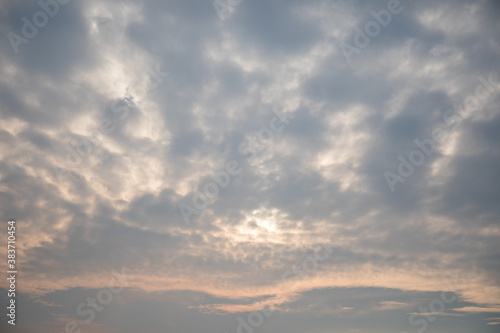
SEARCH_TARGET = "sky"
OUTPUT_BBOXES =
[0,0,500,332]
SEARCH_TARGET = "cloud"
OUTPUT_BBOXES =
[0,0,499,332]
